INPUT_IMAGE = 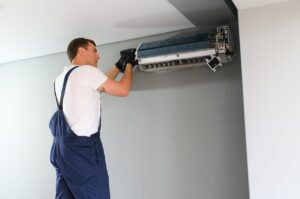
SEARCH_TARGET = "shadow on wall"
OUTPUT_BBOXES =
[131,54,241,91]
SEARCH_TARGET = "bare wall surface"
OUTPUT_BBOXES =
[238,1,300,199]
[0,28,248,199]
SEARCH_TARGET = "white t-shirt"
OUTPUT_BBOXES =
[55,65,108,137]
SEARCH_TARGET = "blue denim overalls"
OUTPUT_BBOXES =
[49,66,110,199]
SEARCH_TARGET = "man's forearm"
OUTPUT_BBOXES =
[105,65,120,80]
[120,64,133,92]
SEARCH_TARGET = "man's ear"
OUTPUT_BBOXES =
[78,47,86,56]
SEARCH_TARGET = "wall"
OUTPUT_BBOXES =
[238,1,300,199]
[0,29,248,199]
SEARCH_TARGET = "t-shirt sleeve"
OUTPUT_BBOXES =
[80,65,108,90]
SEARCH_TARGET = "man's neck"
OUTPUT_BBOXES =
[71,60,85,66]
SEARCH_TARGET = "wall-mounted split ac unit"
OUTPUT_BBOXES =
[136,26,234,72]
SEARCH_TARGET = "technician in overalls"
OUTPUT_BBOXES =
[49,38,135,199]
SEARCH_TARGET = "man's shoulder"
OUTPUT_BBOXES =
[59,65,105,80]
[63,65,76,71]
[80,65,99,70]
[61,65,98,74]
[56,65,78,82]
[77,65,105,76]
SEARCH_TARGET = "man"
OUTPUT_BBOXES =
[49,38,135,199]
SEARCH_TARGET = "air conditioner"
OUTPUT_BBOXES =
[136,26,234,72]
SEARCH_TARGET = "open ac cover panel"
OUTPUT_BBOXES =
[135,26,234,72]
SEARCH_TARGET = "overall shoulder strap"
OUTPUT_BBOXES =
[54,66,79,109]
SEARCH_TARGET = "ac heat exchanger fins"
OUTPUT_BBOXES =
[136,26,234,72]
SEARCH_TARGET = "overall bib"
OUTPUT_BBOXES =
[49,66,110,199]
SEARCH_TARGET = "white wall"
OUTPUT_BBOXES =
[0,29,248,199]
[238,1,300,199]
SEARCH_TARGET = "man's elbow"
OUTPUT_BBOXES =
[120,88,130,97]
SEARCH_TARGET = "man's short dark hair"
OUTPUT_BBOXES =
[67,38,96,61]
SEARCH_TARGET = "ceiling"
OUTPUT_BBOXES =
[0,0,238,64]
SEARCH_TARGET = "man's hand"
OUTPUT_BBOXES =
[120,48,137,67]
[115,48,137,73]
[115,54,129,73]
